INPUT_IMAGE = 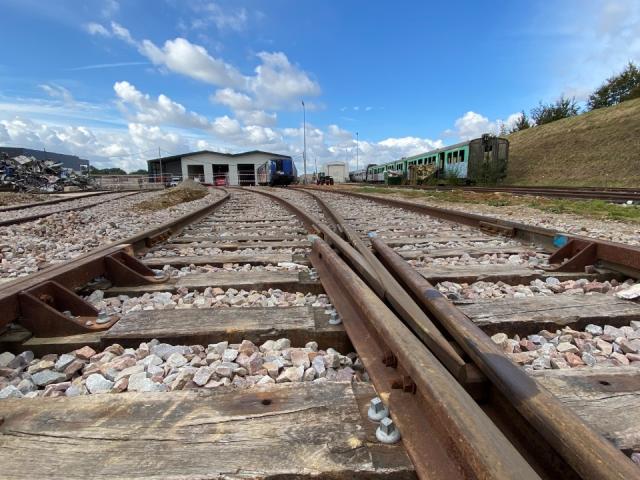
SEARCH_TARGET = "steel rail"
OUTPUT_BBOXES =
[351,184,640,202]
[295,188,474,384]
[0,190,231,328]
[0,191,143,227]
[310,237,540,479]
[370,235,640,480]
[309,187,640,276]
[0,190,115,213]
[239,187,384,296]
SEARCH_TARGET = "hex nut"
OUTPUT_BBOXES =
[376,416,401,444]
[367,397,389,422]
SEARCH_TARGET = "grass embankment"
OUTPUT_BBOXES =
[355,186,640,224]
[134,180,209,212]
[505,97,640,187]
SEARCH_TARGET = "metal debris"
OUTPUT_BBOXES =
[0,152,93,192]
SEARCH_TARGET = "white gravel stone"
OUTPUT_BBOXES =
[85,374,114,394]
[0,385,23,399]
[0,352,16,368]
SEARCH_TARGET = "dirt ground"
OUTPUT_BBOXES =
[0,192,48,207]
[133,180,209,212]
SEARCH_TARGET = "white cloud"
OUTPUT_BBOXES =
[86,22,320,113]
[212,88,253,110]
[139,37,245,88]
[237,110,277,127]
[453,111,496,140]
[113,81,210,130]
[110,21,136,46]
[189,1,248,32]
[39,84,74,103]
[248,52,321,110]
[101,0,120,18]
[84,22,110,36]
[553,1,640,102]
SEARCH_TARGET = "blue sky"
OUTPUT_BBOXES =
[0,0,639,171]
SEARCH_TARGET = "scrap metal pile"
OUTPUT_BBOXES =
[0,153,93,192]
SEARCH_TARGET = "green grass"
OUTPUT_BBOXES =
[353,186,640,224]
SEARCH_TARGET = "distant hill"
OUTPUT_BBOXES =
[505,98,640,187]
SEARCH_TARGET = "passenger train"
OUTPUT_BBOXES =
[349,135,509,184]
[257,157,298,186]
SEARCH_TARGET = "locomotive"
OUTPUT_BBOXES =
[350,135,509,184]
[256,157,297,186]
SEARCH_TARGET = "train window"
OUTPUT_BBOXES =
[447,152,452,164]
[453,151,458,163]
[459,150,465,162]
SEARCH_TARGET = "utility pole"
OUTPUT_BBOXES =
[314,155,318,181]
[356,132,359,171]
[158,147,163,185]
[302,100,307,184]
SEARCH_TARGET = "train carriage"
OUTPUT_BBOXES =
[351,134,508,185]
[257,158,298,186]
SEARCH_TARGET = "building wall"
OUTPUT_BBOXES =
[0,146,89,172]
[325,163,348,182]
[180,152,287,185]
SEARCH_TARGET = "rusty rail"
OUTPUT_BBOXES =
[311,237,540,479]
[306,187,640,277]
[370,235,640,480]
[0,191,142,226]
[295,188,479,386]
[348,183,640,203]
[0,190,230,331]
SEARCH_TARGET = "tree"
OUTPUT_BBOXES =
[587,62,640,110]
[128,169,148,175]
[509,110,532,133]
[89,166,127,175]
[531,95,580,126]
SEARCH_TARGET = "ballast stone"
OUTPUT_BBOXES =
[85,374,114,394]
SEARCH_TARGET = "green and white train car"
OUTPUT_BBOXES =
[350,134,509,184]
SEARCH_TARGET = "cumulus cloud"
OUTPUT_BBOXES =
[86,22,320,114]
[138,37,245,87]
[450,111,519,139]
[113,81,211,129]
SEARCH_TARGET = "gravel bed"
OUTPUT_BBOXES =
[86,287,330,317]
[405,250,549,268]
[491,320,640,370]
[0,338,364,399]
[255,187,328,222]
[437,277,637,301]
[0,191,133,222]
[144,246,309,258]
[355,190,640,246]
[155,262,310,278]
[0,189,225,280]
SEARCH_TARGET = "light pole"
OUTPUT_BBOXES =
[356,131,359,171]
[302,100,307,184]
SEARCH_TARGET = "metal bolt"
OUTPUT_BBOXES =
[367,397,389,422]
[376,416,401,444]
[329,311,342,325]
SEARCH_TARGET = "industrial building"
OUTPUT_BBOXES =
[146,150,293,186]
[0,147,89,172]
[323,162,349,183]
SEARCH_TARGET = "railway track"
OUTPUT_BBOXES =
[0,191,143,227]
[354,183,640,203]
[0,186,639,478]
[0,190,117,213]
